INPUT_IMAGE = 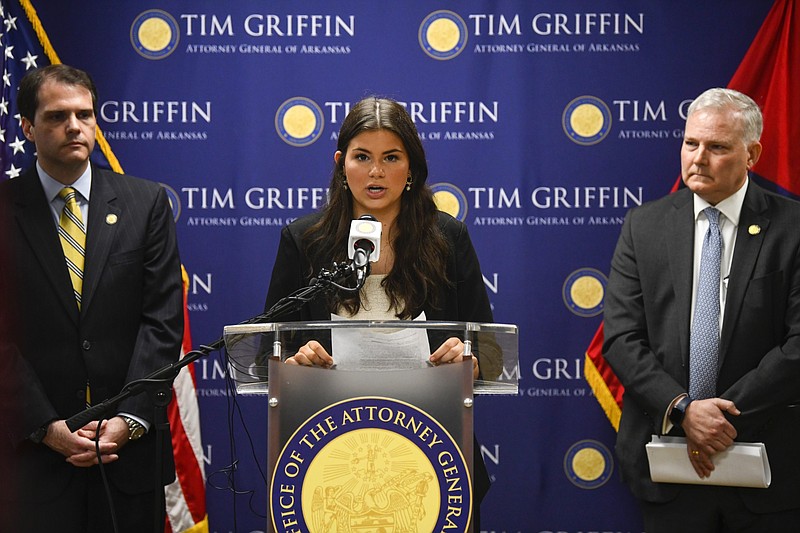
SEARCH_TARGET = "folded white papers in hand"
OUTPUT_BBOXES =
[646,435,771,488]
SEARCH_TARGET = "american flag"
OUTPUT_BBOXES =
[0,0,114,179]
[0,0,43,180]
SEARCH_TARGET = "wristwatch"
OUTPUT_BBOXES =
[669,395,693,427]
[120,415,146,440]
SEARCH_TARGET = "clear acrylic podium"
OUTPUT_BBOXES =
[224,320,518,533]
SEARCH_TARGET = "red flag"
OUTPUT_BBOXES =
[165,268,208,532]
[728,0,800,193]
[584,323,623,430]
[585,0,799,430]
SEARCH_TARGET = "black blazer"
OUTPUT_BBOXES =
[603,182,800,512]
[0,164,184,500]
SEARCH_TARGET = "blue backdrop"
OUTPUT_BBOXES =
[26,1,774,531]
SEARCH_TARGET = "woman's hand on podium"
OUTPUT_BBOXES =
[286,340,334,368]
[430,337,480,380]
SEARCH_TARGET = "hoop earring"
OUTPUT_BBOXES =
[405,176,413,191]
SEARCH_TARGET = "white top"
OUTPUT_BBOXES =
[338,274,398,320]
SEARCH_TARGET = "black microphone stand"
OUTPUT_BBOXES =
[64,259,366,533]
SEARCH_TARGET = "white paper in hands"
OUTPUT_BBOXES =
[329,312,431,370]
[646,435,771,488]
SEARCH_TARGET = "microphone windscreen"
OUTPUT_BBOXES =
[348,216,381,261]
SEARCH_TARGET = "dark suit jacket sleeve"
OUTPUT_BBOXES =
[117,183,184,420]
[603,207,685,426]
[427,214,500,379]
[456,225,494,323]
[263,220,313,322]
[602,195,700,502]
[260,215,329,358]
[415,213,493,325]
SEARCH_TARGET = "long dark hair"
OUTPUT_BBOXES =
[304,97,450,318]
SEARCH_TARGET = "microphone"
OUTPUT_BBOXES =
[348,215,381,284]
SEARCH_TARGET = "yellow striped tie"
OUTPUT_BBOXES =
[58,187,86,309]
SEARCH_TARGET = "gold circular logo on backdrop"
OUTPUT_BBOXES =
[564,439,614,489]
[570,104,605,138]
[138,18,172,51]
[426,18,460,52]
[563,268,607,317]
[562,96,612,146]
[275,97,325,147]
[571,447,605,481]
[130,10,180,60]
[419,11,468,60]
[282,106,316,139]
[570,275,604,309]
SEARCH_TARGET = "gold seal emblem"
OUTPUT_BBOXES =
[137,17,172,52]
[302,428,439,531]
[419,11,468,60]
[282,105,317,140]
[270,396,471,531]
[105,214,118,225]
[131,10,180,60]
[571,447,606,483]
[275,97,325,147]
[748,224,761,235]
[570,275,604,310]
[564,439,614,489]
[570,104,605,138]
[563,268,607,317]
[563,96,612,146]
[425,18,460,53]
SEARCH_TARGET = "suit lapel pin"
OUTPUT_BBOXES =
[106,214,118,225]
[748,224,761,235]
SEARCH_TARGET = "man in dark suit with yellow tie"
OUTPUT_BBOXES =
[0,64,183,532]
[603,88,800,531]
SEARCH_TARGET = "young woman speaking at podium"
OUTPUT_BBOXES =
[263,96,496,527]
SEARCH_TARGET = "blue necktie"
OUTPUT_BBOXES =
[689,207,722,400]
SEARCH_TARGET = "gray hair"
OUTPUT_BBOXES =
[687,88,763,145]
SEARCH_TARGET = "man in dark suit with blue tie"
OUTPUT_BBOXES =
[603,88,800,532]
[0,64,183,532]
